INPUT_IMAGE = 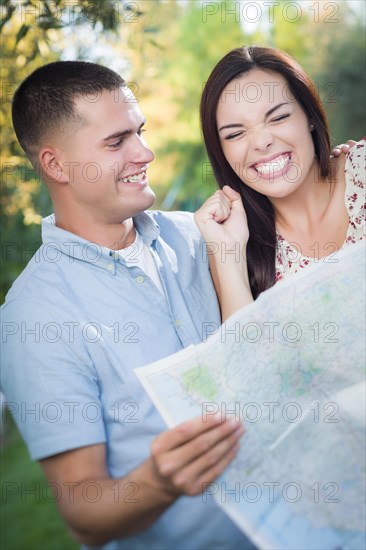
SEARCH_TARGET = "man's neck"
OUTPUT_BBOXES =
[54,215,137,250]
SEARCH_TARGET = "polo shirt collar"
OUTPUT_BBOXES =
[41,212,160,272]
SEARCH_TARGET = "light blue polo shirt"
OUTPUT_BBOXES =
[1,211,255,550]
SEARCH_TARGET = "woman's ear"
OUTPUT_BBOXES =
[38,146,69,184]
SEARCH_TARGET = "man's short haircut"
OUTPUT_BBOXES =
[12,61,126,162]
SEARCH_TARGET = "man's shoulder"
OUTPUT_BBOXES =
[1,243,69,316]
[2,251,42,304]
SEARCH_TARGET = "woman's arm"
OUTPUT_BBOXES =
[194,186,253,321]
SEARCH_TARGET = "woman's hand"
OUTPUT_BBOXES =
[194,185,249,253]
[195,185,253,320]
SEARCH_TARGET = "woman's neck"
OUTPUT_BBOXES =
[271,160,337,235]
[272,155,349,257]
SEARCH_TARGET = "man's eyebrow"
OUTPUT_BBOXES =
[102,120,146,142]
[218,103,290,133]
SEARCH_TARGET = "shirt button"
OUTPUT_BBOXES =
[175,319,181,328]
[136,275,144,284]
[107,264,114,271]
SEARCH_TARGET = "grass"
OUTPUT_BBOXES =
[1,415,78,550]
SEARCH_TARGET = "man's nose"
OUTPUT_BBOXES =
[128,134,154,164]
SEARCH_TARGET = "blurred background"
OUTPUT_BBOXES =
[0,0,365,548]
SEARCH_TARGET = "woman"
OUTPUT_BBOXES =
[194,46,365,320]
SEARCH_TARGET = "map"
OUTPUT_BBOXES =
[136,241,366,550]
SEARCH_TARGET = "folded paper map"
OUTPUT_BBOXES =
[136,241,366,550]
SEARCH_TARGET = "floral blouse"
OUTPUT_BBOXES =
[275,138,366,282]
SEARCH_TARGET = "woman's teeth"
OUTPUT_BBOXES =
[255,154,291,175]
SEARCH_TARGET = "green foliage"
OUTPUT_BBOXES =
[1,167,52,303]
[0,0,122,34]
[1,416,78,549]
[266,0,366,147]
[312,23,366,145]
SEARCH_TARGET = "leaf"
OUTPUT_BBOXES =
[147,38,165,50]
[0,3,17,33]
[15,24,29,44]
[144,26,159,33]
[37,19,64,31]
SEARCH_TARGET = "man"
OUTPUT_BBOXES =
[1,61,252,549]
[1,61,352,549]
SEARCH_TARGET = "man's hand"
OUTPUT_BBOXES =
[40,414,244,546]
[149,414,244,497]
[331,140,357,157]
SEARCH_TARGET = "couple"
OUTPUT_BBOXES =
[2,46,364,549]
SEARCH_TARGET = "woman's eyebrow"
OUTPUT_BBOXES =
[218,123,243,132]
[218,102,290,133]
[265,102,290,117]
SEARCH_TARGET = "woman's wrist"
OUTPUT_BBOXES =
[210,248,249,280]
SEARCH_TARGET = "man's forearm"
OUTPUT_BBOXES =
[41,414,243,546]
[52,458,177,546]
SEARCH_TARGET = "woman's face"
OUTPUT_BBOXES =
[216,68,316,199]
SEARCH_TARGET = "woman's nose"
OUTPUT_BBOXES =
[249,125,273,151]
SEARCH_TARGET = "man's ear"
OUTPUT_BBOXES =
[38,146,69,184]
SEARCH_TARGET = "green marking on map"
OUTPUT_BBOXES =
[280,366,322,396]
[182,365,218,400]
[302,368,321,386]
[321,291,331,303]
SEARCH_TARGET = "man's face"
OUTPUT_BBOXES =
[54,86,155,223]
